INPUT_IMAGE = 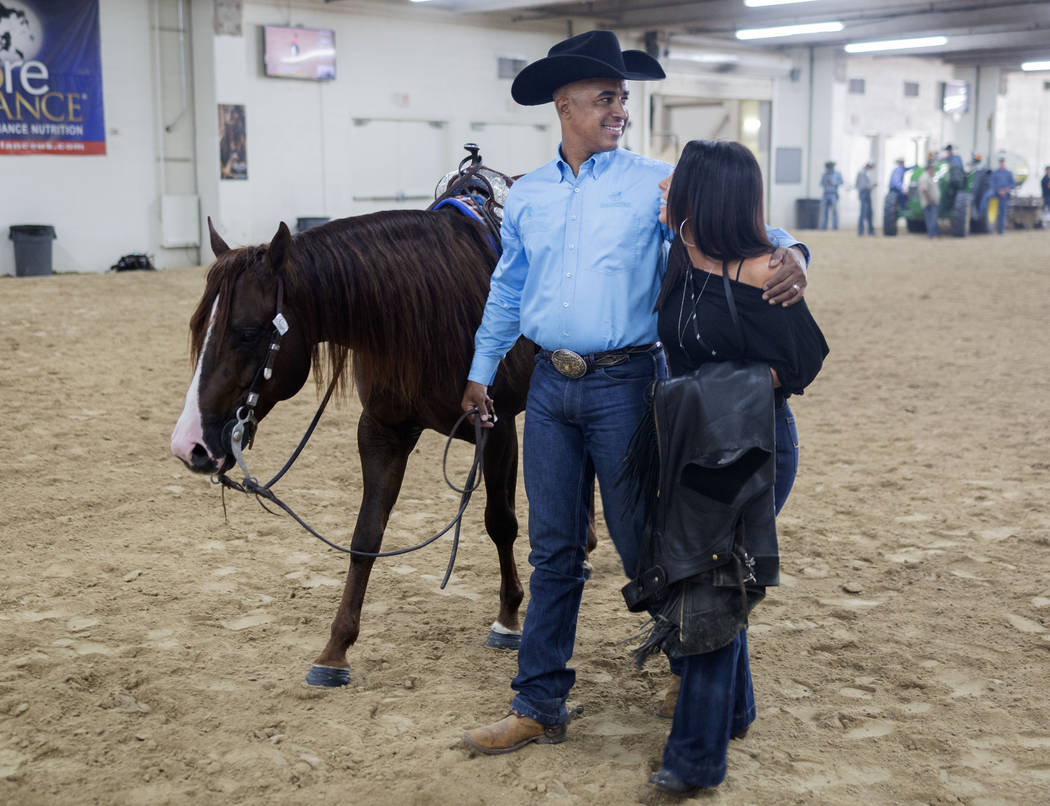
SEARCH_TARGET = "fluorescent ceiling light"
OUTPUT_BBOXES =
[736,21,843,40]
[1021,60,1050,71]
[672,51,741,64]
[744,0,820,6]
[844,36,947,53]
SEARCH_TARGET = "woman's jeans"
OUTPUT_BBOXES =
[510,347,667,726]
[662,400,799,788]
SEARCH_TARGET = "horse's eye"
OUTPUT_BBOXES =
[235,328,262,347]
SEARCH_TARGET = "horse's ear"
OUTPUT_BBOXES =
[208,216,230,257]
[267,221,293,273]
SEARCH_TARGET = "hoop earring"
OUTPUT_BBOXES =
[678,218,697,249]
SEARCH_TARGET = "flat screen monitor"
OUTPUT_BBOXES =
[941,79,969,114]
[263,25,336,81]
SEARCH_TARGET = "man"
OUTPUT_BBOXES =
[918,162,940,238]
[888,157,910,210]
[988,156,1016,235]
[1041,165,1050,214]
[944,144,964,172]
[458,30,808,765]
[856,161,875,236]
[819,160,843,229]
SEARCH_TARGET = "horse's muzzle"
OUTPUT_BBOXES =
[182,442,232,475]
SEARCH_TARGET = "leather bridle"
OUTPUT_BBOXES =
[211,275,488,588]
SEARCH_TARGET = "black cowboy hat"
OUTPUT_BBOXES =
[511,30,665,106]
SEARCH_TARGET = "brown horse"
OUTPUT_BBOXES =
[171,209,540,686]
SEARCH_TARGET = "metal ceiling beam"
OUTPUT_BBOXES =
[942,47,1050,67]
[611,0,1048,35]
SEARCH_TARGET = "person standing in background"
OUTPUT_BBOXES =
[988,156,1016,235]
[943,144,964,172]
[1041,166,1050,214]
[918,163,939,238]
[888,157,909,209]
[819,161,843,230]
[856,162,875,236]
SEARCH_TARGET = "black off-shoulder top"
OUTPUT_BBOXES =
[657,242,829,400]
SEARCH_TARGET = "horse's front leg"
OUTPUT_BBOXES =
[480,418,525,650]
[306,414,420,687]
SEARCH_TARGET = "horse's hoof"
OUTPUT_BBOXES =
[583,560,594,581]
[305,664,351,687]
[485,630,521,650]
[484,621,521,650]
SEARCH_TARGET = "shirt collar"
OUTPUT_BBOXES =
[555,146,618,183]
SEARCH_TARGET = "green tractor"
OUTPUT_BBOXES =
[884,155,1031,237]
[883,159,989,237]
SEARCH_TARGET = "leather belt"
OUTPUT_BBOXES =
[538,343,661,380]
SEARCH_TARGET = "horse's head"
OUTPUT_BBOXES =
[171,219,313,474]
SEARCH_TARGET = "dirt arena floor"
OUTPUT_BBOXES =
[2,228,1049,805]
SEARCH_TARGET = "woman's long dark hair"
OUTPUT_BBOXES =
[655,139,773,311]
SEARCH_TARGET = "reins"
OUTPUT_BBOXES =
[211,275,489,590]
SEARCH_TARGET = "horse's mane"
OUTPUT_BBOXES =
[189,209,498,406]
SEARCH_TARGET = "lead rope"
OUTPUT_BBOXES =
[216,406,486,589]
[211,273,487,588]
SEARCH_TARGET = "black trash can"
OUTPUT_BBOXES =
[794,199,821,230]
[296,217,329,234]
[9,225,56,276]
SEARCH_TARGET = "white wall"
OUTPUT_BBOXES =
[2,0,563,275]
[837,55,959,228]
[1000,72,1050,194]
[208,1,561,250]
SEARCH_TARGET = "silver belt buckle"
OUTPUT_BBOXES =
[551,349,587,379]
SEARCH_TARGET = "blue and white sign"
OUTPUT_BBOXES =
[0,0,106,155]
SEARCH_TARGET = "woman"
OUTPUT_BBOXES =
[645,139,828,794]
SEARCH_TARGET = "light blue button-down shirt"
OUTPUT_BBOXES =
[468,147,801,385]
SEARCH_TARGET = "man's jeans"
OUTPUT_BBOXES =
[996,195,1009,234]
[923,203,938,237]
[858,191,874,235]
[511,347,667,725]
[662,400,799,787]
[819,196,838,229]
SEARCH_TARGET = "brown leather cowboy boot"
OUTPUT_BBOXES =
[657,673,682,718]
[461,710,567,755]
[656,674,748,739]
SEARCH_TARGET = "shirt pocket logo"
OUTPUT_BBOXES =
[600,191,631,209]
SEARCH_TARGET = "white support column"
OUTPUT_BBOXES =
[190,0,220,258]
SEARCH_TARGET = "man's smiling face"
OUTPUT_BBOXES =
[556,78,629,157]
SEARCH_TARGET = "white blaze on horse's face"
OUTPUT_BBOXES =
[171,298,221,471]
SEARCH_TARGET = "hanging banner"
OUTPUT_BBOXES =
[0,0,106,155]
[219,104,247,180]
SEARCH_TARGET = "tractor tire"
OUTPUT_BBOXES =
[882,193,898,236]
[951,191,972,238]
[971,205,990,234]
[969,170,991,233]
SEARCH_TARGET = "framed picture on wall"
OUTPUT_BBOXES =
[219,104,247,180]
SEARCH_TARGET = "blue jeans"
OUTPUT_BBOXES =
[923,203,938,237]
[662,400,799,787]
[511,347,667,725]
[858,191,874,235]
[819,196,838,229]
[996,195,1009,234]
